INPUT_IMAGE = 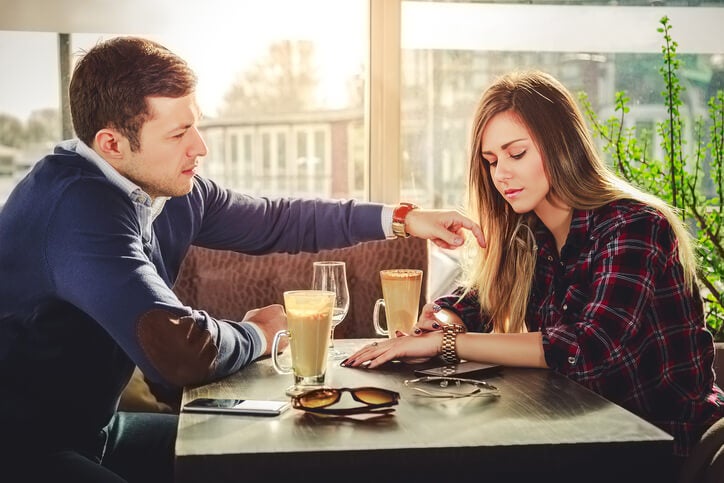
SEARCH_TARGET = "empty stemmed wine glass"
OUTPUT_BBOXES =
[311,261,350,360]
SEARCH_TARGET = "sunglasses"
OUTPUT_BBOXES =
[404,376,500,399]
[291,387,400,415]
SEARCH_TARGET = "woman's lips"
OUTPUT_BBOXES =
[504,188,523,199]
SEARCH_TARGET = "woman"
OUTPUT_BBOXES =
[343,70,723,459]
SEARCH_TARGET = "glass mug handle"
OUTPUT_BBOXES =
[271,330,292,374]
[372,298,388,336]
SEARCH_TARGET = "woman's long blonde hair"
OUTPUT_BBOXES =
[462,70,698,333]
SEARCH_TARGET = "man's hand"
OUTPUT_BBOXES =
[404,209,486,249]
[243,304,287,356]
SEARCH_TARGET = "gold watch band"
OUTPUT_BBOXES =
[440,323,465,364]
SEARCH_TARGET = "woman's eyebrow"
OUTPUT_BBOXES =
[481,137,527,155]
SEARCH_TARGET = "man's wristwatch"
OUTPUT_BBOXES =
[391,202,418,238]
[440,323,466,364]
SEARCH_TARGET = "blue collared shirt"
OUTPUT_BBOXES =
[69,139,169,244]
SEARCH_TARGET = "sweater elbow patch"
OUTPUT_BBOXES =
[137,309,218,386]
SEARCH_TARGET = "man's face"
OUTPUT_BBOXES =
[119,94,207,199]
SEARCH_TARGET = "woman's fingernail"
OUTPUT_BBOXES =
[432,304,441,313]
[340,359,349,366]
[414,328,422,335]
[432,322,441,329]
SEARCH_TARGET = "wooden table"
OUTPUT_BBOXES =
[175,339,674,483]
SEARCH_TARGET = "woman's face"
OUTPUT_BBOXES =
[480,111,550,215]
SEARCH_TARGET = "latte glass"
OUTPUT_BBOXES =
[372,269,423,338]
[272,290,335,396]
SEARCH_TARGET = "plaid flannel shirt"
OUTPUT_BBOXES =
[437,199,724,456]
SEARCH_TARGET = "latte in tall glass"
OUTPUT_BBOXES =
[272,290,334,395]
[288,305,333,378]
[373,269,423,338]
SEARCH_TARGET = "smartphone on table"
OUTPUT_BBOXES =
[182,398,290,416]
[414,361,502,379]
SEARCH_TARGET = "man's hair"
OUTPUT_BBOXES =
[69,36,197,151]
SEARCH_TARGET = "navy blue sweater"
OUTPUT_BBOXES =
[0,145,384,448]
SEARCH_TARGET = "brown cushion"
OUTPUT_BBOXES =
[172,237,429,338]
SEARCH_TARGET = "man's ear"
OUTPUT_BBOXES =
[94,128,128,160]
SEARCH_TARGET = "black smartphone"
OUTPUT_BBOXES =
[182,398,290,416]
[414,361,502,379]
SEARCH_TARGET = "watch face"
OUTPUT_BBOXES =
[392,203,418,223]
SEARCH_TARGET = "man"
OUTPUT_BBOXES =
[0,37,484,482]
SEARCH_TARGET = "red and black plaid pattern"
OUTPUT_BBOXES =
[437,199,724,456]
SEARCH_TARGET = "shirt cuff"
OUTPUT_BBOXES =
[381,205,395,239]
[242,321,267,359]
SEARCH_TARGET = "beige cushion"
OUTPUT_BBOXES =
[118,367,173,413]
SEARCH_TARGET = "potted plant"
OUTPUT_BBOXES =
[579,16,723,381]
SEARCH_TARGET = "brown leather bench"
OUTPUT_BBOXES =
[172,237,429,338]
[119,237,429,412]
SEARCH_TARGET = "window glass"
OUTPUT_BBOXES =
[349,120,367,198]
[400,1,724,210]
[0,31,59,203]
[295,129,308,193]
[399,1,724,298]
[314,129,327,192]
[0,0,366,203]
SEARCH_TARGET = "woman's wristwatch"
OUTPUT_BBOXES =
[440,323,466,364]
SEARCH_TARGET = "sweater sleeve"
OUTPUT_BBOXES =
[44,182,264,386]
[185,177,386,254]
[45,178,389,386]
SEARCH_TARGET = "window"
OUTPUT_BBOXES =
[1,0,722,298]
[393,0,724,297]
[398,1,724,210]
[1,1,722,206]
[0,0,366,202]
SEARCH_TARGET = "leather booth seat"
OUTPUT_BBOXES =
[172,237,429,339]
[120,237,429,412]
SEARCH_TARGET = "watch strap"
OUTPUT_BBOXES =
[391,202,418,238]
[440,323,465,364]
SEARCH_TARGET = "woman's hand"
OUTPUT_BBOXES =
[413,303,466,334]
[341,332,443,369]
[413,303,444,334]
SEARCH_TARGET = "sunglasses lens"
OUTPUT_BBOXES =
[296,389,339,409]
[354,388,397,405]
